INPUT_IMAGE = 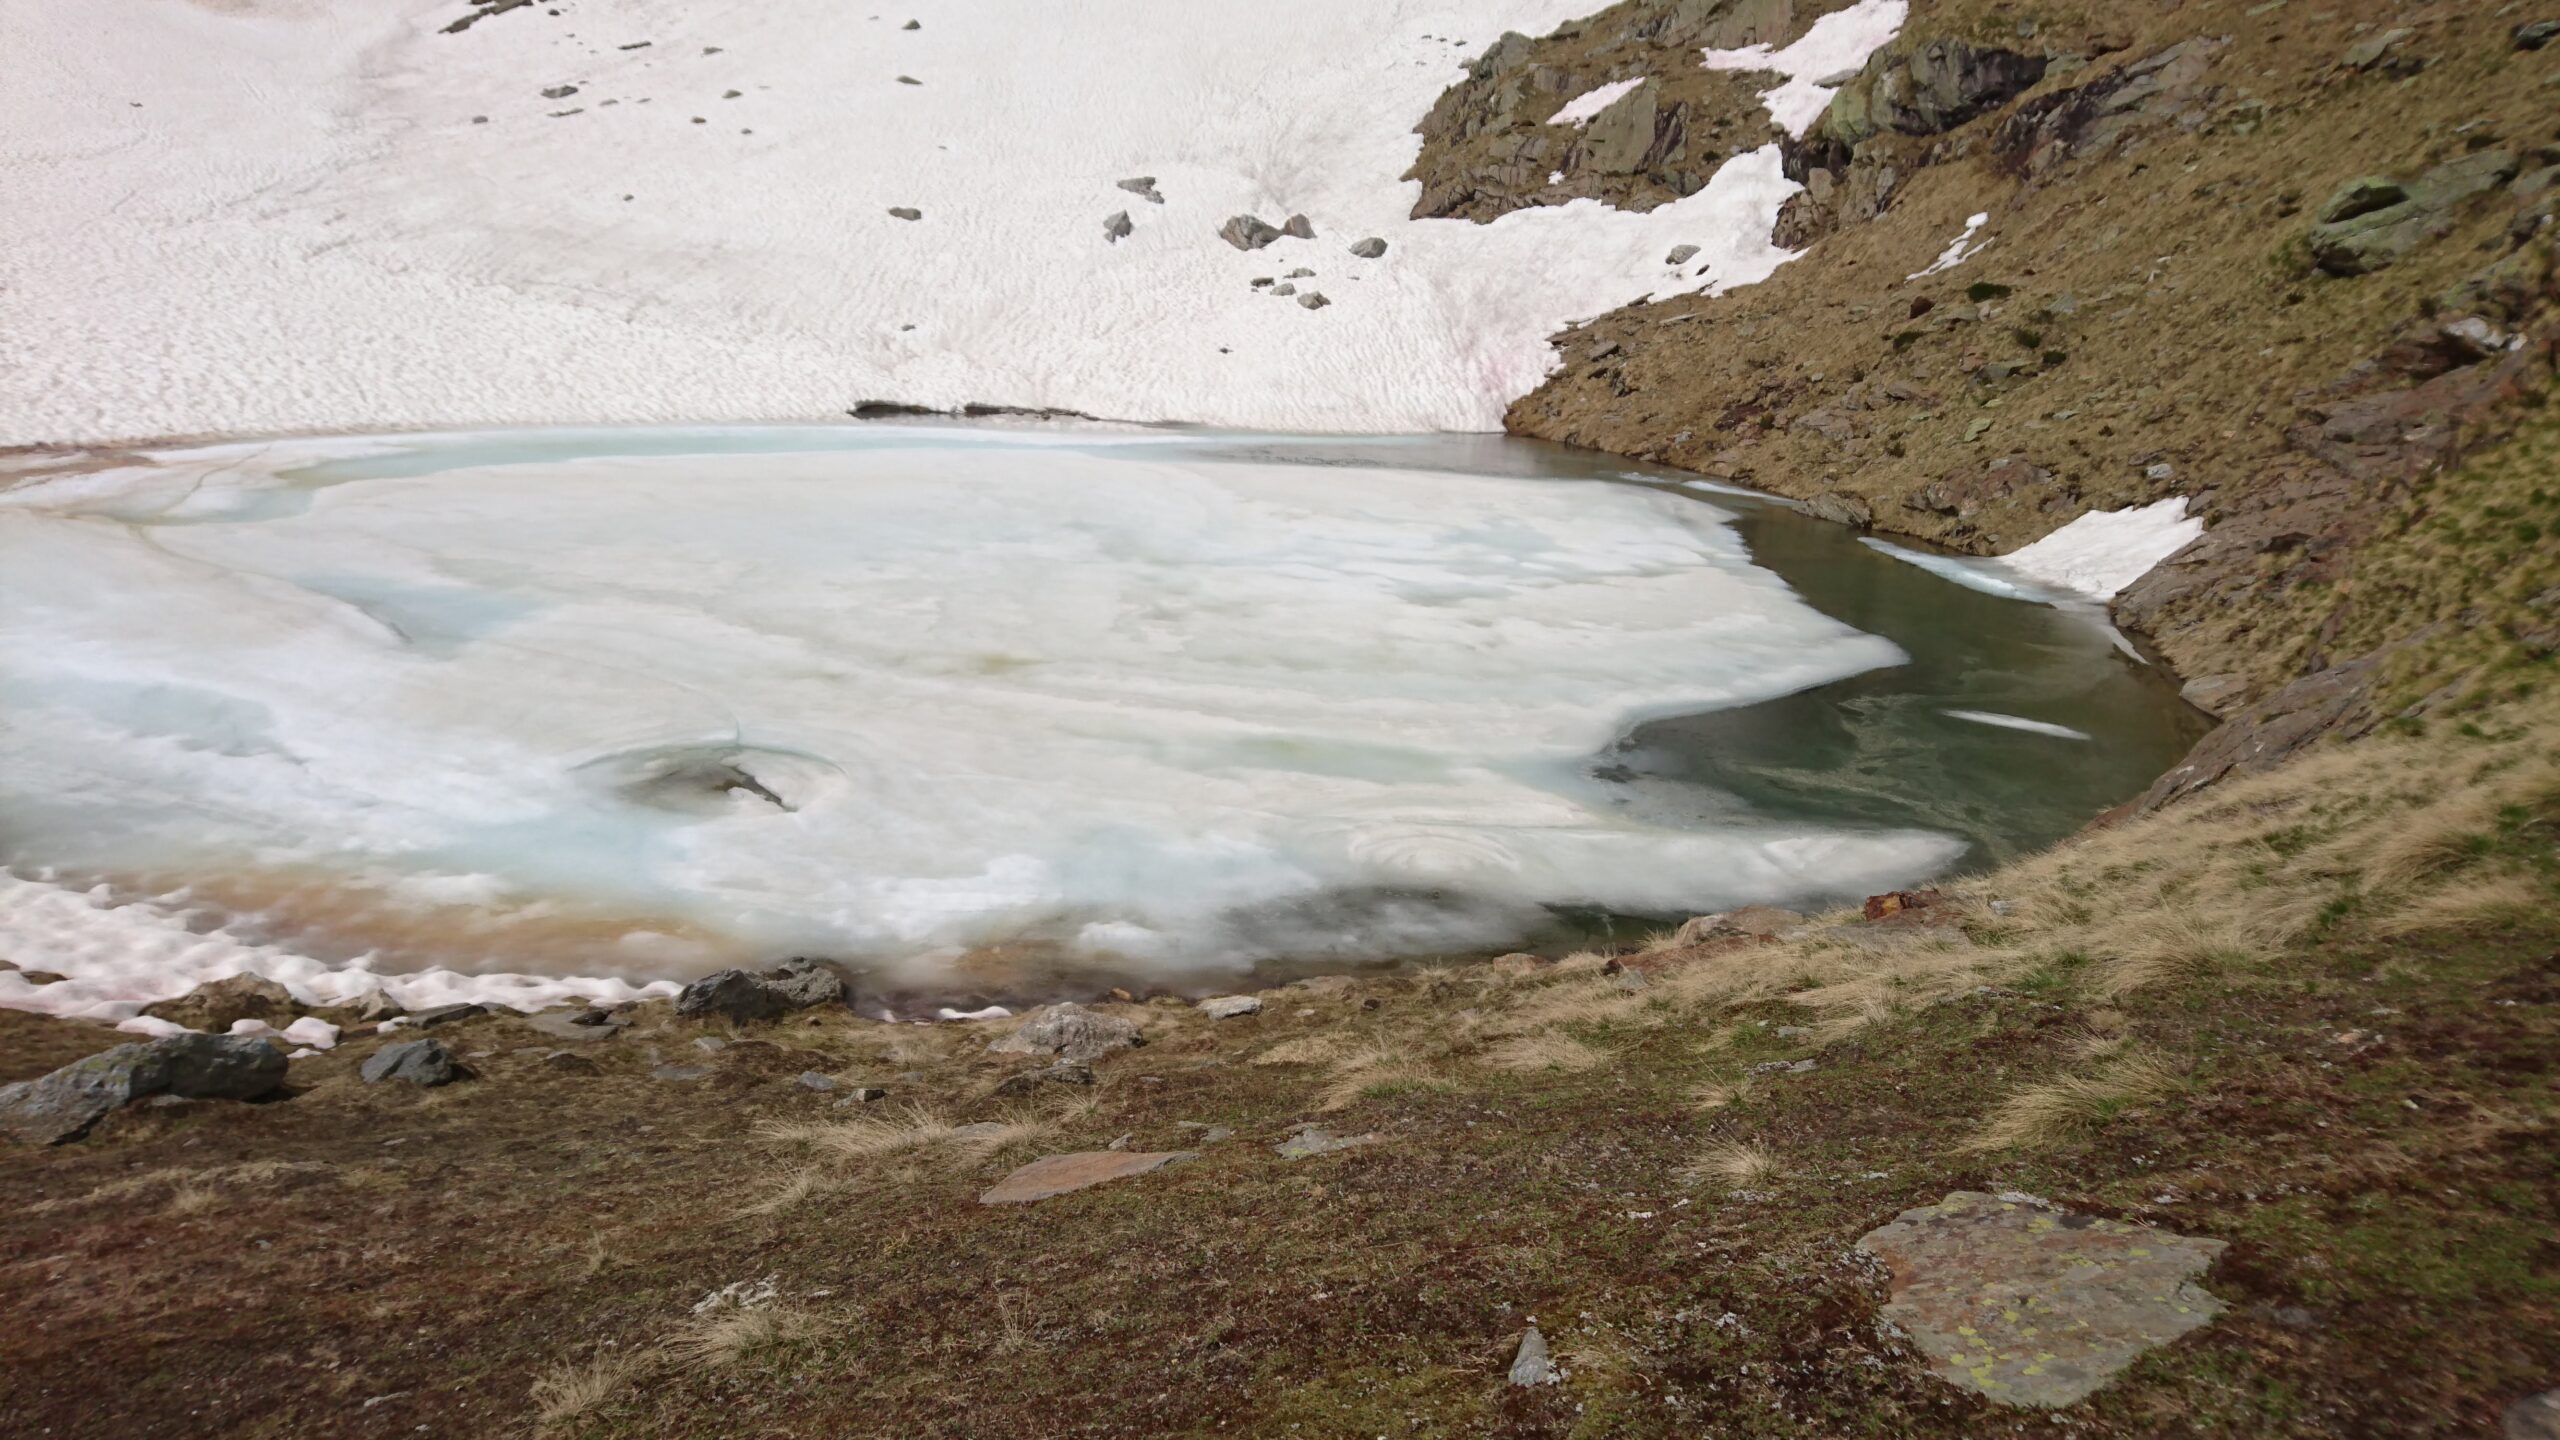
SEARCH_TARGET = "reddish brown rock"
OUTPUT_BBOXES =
[978,1150,1196,1205]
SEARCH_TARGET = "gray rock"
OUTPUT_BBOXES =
[2341,27,2411,70]
[361,1039,464,1088]
[2506,1388,2560,1439]
[651,1063,711,1082]
[141,973,299,1033]
[888,206,923,221]
[693,1035,728,1053]
[540,84,578,100]
[1284,267,1314,279]
[1297,292,1330,310]
[0,1035,288,1145]
[1665,243,1701,264]
[1508,1324,1558,1385]
[409,1002,487,1029]
[540,1050,600,1075]
[523,1009,624,1043]
[1805,491,1873,528]
[1103,209,1132,243]
[2517,20,2559,50]
[1275,1124,1378,1159]
[986,1001,1141,1062]
[1117,175,1164,203]
[1348,237,1387,258]
[1671,905,1806,944]
[1858,1191,2226,1408]
[1196,995,1262,1019]
[2178,672,2250,714]
[1270,283,1297,297]
[831,1086,890,1105]
[1219,214,1283,250]
[994,1059,1095,1095]
[796,1071,837,1092]
[896,74,922,86]
[674,957,851,1024]
[1282,213,1315,239]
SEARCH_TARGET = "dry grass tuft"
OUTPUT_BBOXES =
[1677,1138,1776,1189]
[530,1347,654,1429]
[662,1305,823,1372]
[1312,1036,1456,1111]
[2371,868,2550,936]
[1253,1034,1350,1067]
[1479,1031,1610,1073]
[1965,1053,2185,1152]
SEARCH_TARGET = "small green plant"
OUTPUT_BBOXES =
[1966,280,2012,302]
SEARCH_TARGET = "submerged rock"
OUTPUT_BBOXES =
[987,1002,1141,1062]
[1858,1190,2226,1408]
[0,1034,287,1145]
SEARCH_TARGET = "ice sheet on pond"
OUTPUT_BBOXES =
[0,429,1960,1006]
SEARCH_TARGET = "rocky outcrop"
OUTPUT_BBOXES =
[0,1034,287,1144]
[141,973,299,1033]
[1404,0,1854,222]
[2305,150,2522,276]
[675,958,854,1024]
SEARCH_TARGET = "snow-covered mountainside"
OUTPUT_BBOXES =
[0,0,1901,442]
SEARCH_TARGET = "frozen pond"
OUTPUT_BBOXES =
[0,427,2203,1009]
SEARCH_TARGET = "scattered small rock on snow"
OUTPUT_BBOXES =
[1219,214,1283,250]
[888,206,923,221]
[1297,292,1330,310]
[1666,243,1700,264]
[1282,213,1315,239]
[1104,210,1133,242]
[1117,176,1164,204]
[1349,237,1387,258]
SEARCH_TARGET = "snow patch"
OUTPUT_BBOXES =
[1551,78,1644,126]
[2005,499,2203,600]
[1908,212,1990,279]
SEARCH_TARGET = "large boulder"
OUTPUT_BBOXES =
[986,1001,1142,1062]
[1858,1191,2226,1408]
[674,957,853,1024]
[0,1034,288,1145]
[140,973,299,1033]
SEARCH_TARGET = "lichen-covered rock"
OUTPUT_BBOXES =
[1858,1191,2226,1408]
[986,1001,1141,1062]
[2305,150,2520,276]
[674,957,852,1024]
[0,1034,287,1145]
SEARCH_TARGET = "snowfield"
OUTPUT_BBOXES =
[2,0,1897,444]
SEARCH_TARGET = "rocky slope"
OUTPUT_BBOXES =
[1460,0,2559,789]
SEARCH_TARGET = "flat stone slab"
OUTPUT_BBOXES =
[1274,1125,1380,1160]
[979,1150,1196,1205]
[1857,1191,2226,1409]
